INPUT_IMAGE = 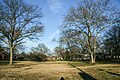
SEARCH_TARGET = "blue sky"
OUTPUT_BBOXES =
[23,0,120,52]
[23,0,79,52]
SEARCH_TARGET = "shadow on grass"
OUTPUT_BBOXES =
[12,63,38,68]
[0,61,18,66]
[106,71,120,76]
[24,67,32,70]
[0,61,34,68]
[69,63,96,80]
[97,60,120,64]
[98,69,120,76]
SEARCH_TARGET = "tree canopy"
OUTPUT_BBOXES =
[60,0,119,63]
[0,0,44,65]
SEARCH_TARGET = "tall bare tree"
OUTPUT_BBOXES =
[31,43,50,54]
[59,29,81,60]
[63,0,117,63]
[104,25,120,55]
[0,0,44,65]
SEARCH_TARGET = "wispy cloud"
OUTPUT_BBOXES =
[47,0,63,13]
[44,29,60,43]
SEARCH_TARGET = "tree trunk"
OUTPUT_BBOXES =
[93,38,97,63]
[93,54,96,63]
[91,53,95,63]
[10,46,13,65]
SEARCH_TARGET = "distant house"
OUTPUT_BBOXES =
[47,54,90,61]
[47,56,63,61]
[72,54,90,61]
[96,53,120,60]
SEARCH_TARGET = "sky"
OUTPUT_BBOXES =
[23,0,79,52]
[22,0,120,52]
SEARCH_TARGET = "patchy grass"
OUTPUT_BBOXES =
[69,61,95,67]
[0,61,10,66]
[69,61,120,80]
[0,61,120,80]
[0,61,81,80]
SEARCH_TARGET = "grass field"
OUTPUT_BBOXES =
[0,61,120,80]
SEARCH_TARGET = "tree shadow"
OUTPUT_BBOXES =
[98,69,120,76]
[12,63,37,68]
[24,67,32,70]
[97,69,104,71]
[0,61,9,65]
[106,71,120,76]
[0,61,18,66]
[69,63,96,80]
[97,60,120,64]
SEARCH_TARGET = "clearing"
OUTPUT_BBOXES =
[0,61,120,80]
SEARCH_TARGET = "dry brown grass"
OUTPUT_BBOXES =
[0,61,81,80]
[0,61,120,80]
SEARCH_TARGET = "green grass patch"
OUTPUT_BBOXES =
[0,61,9,65]
[96,60,120,64]
[68,61,95,67]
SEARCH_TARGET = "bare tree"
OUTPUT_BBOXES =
[59,29,81,60]
[54,46,65,57]
[0,0,44,65]
[104,25,120,55]
[30,43,50,61]
[63,0,117,63]
[31,43,50,54]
